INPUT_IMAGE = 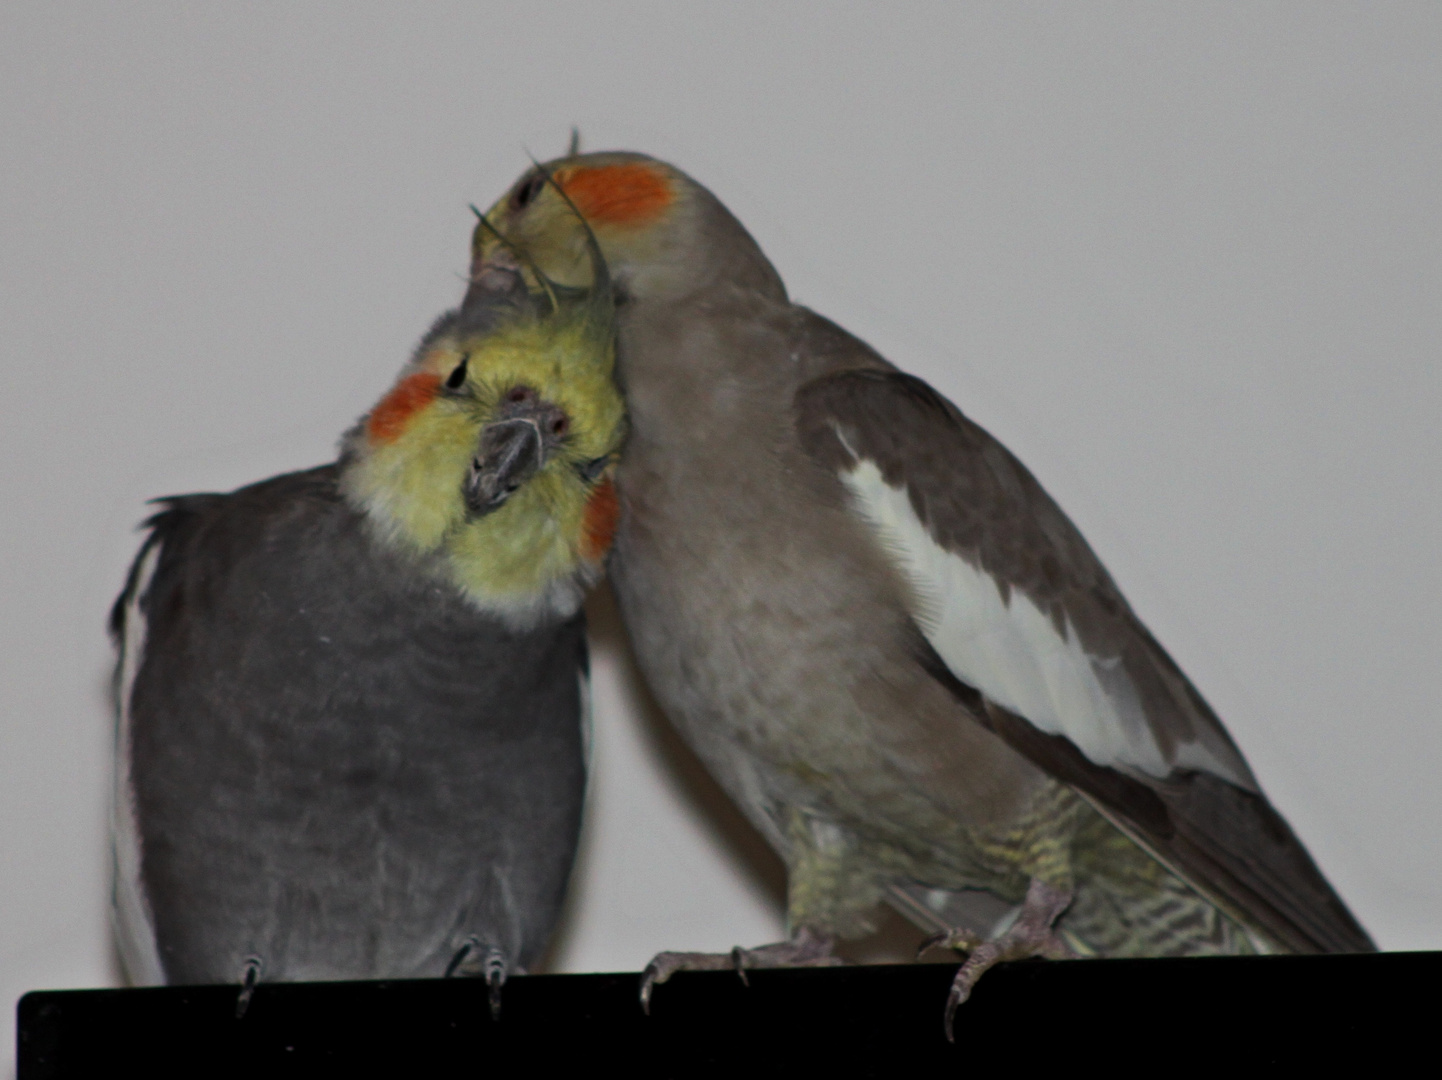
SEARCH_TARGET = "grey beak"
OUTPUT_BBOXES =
[457,258,536,337]
[465,419,544,516]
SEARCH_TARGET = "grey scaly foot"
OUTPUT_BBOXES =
[447,937,509,1020]
[640,926,843,1013]
[484,948,507,1020]
[940,878,1074,1040]
[638,951,734,1015]
[234,955,262,1020]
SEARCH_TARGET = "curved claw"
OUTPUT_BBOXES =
[731,945,750,987]
[638,934,841,1016]
[445,936,480,979]
[639,961,662,1016]
[943,949,992,1042]
[918,926,983,960]
[486,958,506,1021]
[483,946,508,1021]
[234,956,262,1020]
[916,930,951,960]
[639,950,748,1014]
[940,879,1076,1041]
[944,983,966,1043]
[446,936,508,1020]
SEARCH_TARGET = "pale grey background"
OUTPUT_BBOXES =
[2,2,1438,1061]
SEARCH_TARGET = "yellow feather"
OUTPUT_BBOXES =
[342,305,625,623]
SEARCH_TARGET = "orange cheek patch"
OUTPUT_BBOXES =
[580,477,620,561]
[366,372,442,443]
[559,164,672,227]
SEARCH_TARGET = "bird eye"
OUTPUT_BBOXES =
[445,356,469,390]
[577,455,610,483]
[512,174,546,211]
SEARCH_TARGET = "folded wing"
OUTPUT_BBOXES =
[796,368,1373,954]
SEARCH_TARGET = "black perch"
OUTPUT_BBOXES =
[18,953,1436,1077]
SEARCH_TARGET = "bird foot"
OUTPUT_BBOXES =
[640,926,843,1014]
[729,926,845,986]
[234,955,263,1020]
[446,937,509,1020]
[943,879,1074,1041]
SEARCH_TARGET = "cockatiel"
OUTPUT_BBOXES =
[475,151,1374,1035]
[111,217,624,1015]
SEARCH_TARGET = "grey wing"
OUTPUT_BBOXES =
[109,492,228,985]
[795,367,1373,954]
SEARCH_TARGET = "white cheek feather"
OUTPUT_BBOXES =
[841,459,1232,784]
[112,541,165,986]
[459,571,591,631]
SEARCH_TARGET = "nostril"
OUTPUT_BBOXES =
[551,415,569,437]
[505,386,535,405]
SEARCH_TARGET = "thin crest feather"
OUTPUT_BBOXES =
[524,155,614,335]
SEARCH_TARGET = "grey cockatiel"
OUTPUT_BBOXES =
[111,228,625,1013]
[475,152,1374,1033]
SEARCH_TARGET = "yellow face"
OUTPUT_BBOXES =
[343,308,625,621]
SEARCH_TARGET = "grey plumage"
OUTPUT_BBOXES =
[475,152,1373,1008]
[110,236,625,992]
[796,368,1370,955]
[111,466,585,984]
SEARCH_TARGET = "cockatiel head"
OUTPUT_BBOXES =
[341,210,625,626]
[472,151,786,306]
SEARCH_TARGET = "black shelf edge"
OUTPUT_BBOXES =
[19,951,1439,1076]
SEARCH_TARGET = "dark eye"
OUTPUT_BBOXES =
[576,455,610,483]
[512,174,545,211]
[445,355,469,390]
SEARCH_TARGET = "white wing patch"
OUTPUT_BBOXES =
[840,459,1244,785]
[112,540,165,986]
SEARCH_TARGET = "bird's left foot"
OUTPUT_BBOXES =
[932,879,1075,1041]
[640,926,844,1014]
[446,937,509,1020]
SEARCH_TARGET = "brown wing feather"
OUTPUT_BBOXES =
[797,367,1373,954]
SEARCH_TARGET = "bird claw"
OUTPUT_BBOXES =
[446,936,509,1020]
[485,951,507,1021]
[234,955,263,1020]
[733,928,845,972]
[640,928,843,1014]
[640,951,736,1015]
[942,879,1075,1042]
[730,945,750,987]
[916,927,983,960]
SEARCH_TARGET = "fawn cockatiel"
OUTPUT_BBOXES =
[111,213,624,1016]
[476,150,1373,1035]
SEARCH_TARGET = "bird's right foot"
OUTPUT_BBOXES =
[446,937,509,1020]
[937,878,1075,1041]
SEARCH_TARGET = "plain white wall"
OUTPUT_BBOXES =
[3,2,1439,1061]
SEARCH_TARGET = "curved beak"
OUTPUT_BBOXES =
[464,418,544,516]
[457,255,534,337]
